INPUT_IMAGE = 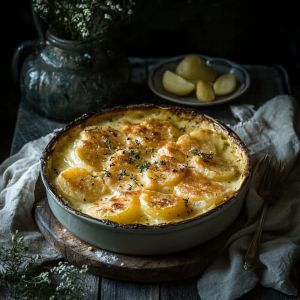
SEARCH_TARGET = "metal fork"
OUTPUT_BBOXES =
[243,155,283,271]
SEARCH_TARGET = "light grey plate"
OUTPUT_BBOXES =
[148,54,250,106]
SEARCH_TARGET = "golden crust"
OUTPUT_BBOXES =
[56,167,106,202]
[123,119,181,148]
[73,126,125,170]
[190,156,238,181]
[174,170,226,203]
[50,109,248,225]
[143,155,186,190]
[85,191,141,224]
[140,191,188,221]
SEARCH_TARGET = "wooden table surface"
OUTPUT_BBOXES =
[9,59,300,300]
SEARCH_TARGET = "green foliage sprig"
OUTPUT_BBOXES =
[0,231,88,299]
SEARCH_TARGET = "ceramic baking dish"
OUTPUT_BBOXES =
[41,105,251,255]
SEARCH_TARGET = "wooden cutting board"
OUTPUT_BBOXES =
[33,178,245,282]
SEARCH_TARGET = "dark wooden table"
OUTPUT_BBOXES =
[10,59,300,300]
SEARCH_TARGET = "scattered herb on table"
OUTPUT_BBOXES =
[0,231,88,299]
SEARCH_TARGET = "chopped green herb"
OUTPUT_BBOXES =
[191,147,213,162]
[103,137,115,151]
[183,198,189,205]
[102,169,111,178]
[129,173,139,186]
[117,169,128,180]
[135,139,141,146]
[138,162,151,172]
[126,149,141,164]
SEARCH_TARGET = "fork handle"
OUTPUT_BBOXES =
[244,202,269,270]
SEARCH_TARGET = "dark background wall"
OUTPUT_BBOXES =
[1,0,299,161]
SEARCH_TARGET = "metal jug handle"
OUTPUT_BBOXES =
[11,8,46,84]
[11,40,41,84]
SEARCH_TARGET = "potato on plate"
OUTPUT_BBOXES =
[162,70,195,96]
[196,80,215,102]
[176,54,217,82]
[213,73,237,96]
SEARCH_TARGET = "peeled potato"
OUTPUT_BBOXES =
[196,80,215,102]
[189,129,225,153]
[56,167,106,202]
[142,155,186,189]
[174,170,226,204]
[88,192,141,224]
[190,156,237,181]
[213,73,237,96]
[162,70,195,96]
[176,55,217,82]
[140,191,188,221]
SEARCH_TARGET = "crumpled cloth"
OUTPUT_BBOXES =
[198,95,300,299]
[0,133,60,261]
[0,95,299,299]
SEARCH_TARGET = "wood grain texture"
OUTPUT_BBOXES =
[101,279,159,300]
[160,279,199,300]
[82,273,100,300]
[0,283,14,300]
[33,179,245,283]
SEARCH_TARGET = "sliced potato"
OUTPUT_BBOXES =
[174,170,226,204]
[88,192,141,224]
[189,129,225,153]
[213,73,237,96]
[176,134,217,155]
[176,55,217,82]
[142,155,186,189]
[140,191,188,221]
[196,80,215,102]
[162,70,195,96]
[56,167,106,202]
[190,156,237,181]
[72,126,124,170]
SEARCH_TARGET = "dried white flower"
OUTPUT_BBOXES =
[104,13,112,20]
[33,0,135,40]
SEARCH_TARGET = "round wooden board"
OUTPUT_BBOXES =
[34,179,245,282]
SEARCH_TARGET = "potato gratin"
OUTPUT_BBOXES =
[46,107,249,225]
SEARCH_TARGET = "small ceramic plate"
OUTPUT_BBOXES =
[148,54,250,106]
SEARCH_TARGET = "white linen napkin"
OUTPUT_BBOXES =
[0,132,60,261]
[198,95,300,299]
[0,95,299,299]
